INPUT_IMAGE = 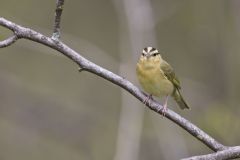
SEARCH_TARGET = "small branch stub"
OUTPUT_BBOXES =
[78,67,86,72]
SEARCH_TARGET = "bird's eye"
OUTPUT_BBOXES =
[141,53,145,56]
[153,53,157,56]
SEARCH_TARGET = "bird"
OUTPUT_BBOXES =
[136,47,189,115]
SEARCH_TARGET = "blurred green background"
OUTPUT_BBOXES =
[1,0,240,160]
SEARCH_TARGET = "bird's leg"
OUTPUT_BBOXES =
[160,95,169,116]
[143,94,153,105]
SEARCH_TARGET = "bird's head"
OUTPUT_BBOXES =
[140,47,162,63]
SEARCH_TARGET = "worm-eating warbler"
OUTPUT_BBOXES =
[136,47,189,114]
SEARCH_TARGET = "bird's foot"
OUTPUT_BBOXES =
[159,104,168,116]
[158,96,169,116]
[143,94,153,105]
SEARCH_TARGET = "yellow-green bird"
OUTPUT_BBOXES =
[136,47,189,114]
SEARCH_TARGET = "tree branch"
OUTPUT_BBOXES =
[0,17,235,157]
[182,146,240,160]
[52,0,64,40]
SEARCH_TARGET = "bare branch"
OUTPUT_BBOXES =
[0,34,18,48]
[0,17,229,153]
[182,146,240,160]
[52,0,64,40]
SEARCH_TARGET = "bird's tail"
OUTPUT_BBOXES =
[173,89,190,110]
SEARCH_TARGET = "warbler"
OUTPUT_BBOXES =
[136,47,189,114]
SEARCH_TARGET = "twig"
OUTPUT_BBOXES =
[0,17,231,155]
[182,146,240,160]
[0,34,18,48]
[52,0,64,40]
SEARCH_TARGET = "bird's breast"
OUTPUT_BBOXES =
[136,63,174,97]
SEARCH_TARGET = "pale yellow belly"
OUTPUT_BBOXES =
[136,65,174,97]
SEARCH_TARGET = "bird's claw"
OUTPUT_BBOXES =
[143,94,153,105]
[158,104,168,117]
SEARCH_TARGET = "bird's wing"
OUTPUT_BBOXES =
[160,60,181,90]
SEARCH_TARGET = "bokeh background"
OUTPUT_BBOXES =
[1,0,240,160]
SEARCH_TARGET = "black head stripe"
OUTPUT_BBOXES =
[150,48,160,56]
[143,47,148,52]
[150,47,156,52]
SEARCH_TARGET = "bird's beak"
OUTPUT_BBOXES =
[146,54,151,59]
